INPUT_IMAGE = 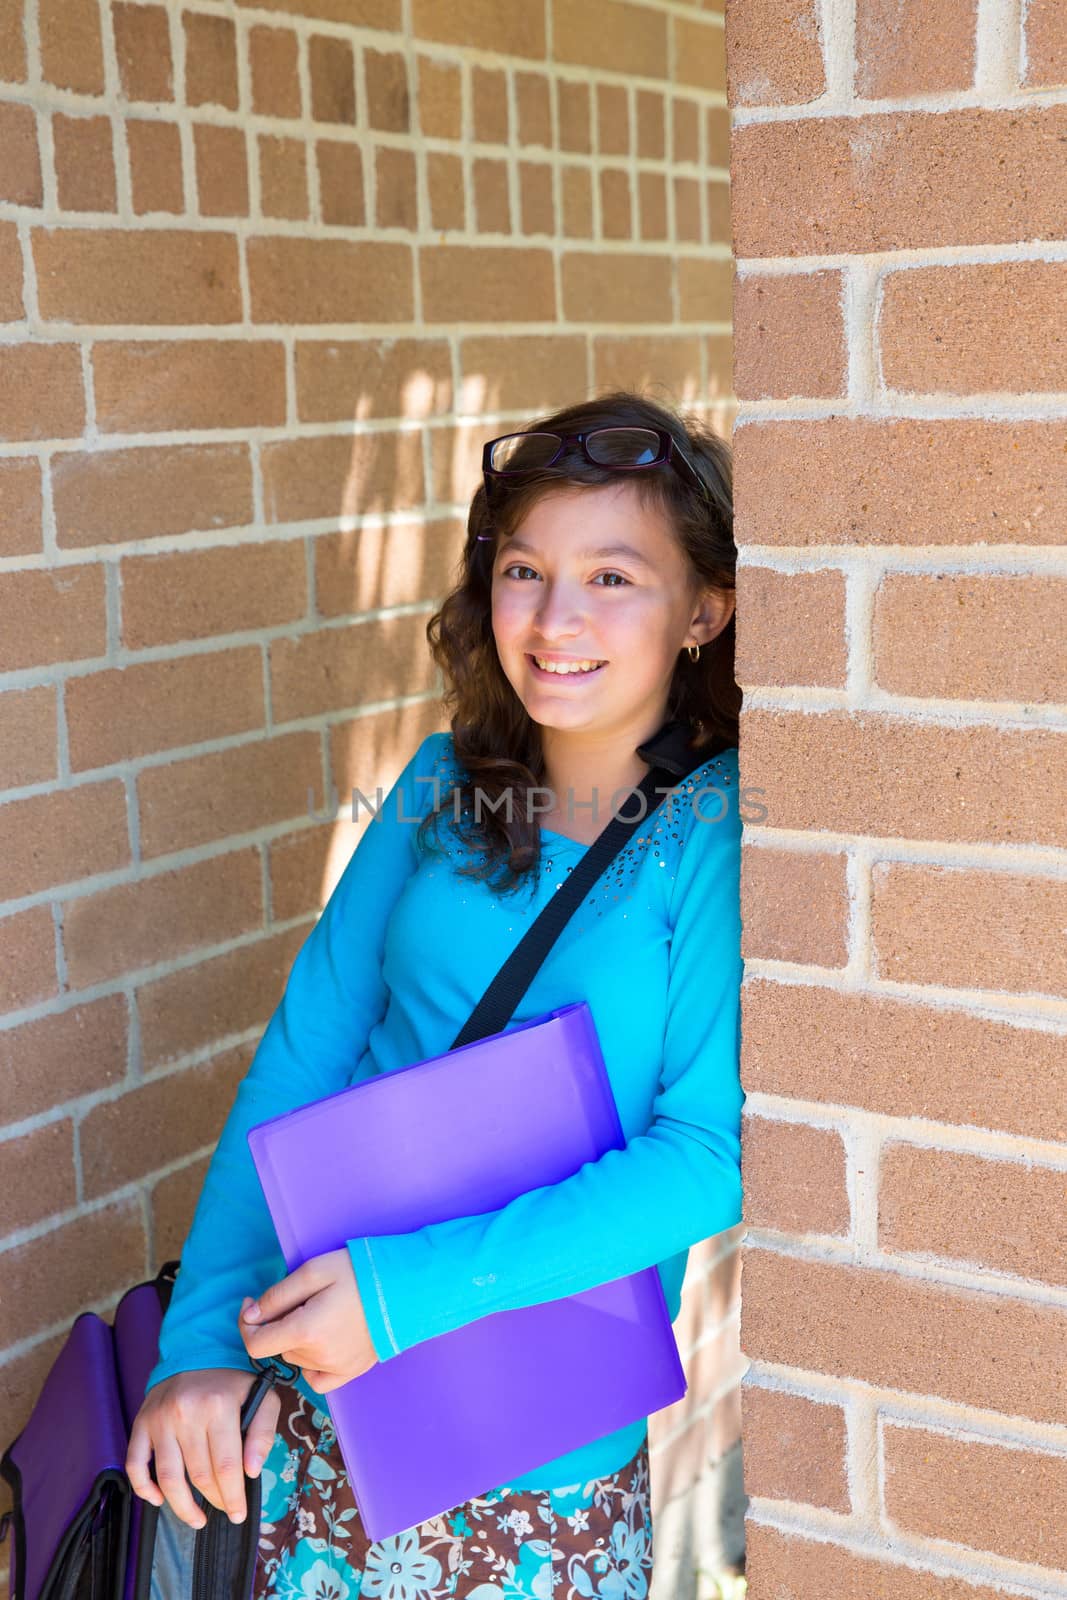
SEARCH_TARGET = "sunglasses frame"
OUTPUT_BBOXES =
[481,427,710,504]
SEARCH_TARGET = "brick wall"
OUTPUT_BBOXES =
[0,0,738,1569]
[727,0,1067,1595]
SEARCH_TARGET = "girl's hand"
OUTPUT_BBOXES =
[126,1368,281,1530]
[239,1247,379,1393]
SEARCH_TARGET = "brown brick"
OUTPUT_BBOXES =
[113,3,173,103]
[472,66,507,144]
[261,430,424,525]
[428,421,482,506]
[557,80,590,153]
[856,0,977,97]
[250,26,301,117]
[747,1521,1011,1600]
[1023,0,1067,88]
[316,139,365,226]
[0,907,58,1015]
[591,333,701,401]
[0,565,104,672]
[740,845,848,966]
[673,98,699,164]
[742,978,1066,1144]
[743,709,1067,848]
[418,56,461,139]
[81,1045,252,1197]
[742,1249,1066,1425]
[248,237,411,323]
[675,14,727,89]
[151,1152,210,1261]
[34,228,240,324]
[184,13,238,109]
[740,1384,849,1511]
[0,996,127,1120]
[733,419,1067,547]
[366,49,409,132]
[707,105,730,167]
[648,1414,708,1513]
[121,540,305,649]
[422,245,554,323]
[64,850,262,988]
[516,72,550,148]
[884,1422,1067,1569]
[234,0,399,24]
[733,108,1067,257]
[52,443,252,549]
[880,261,1067,394]
[258,134,309,220]
[0,0,27,83]
[706,181,732,245]
[0,102,41,206]
[0,222,23,320]
[194,123,248,217]
[138,731,323,857]
[707,332,733,399]
[94,339,285,434]
[519,162,553,235]
[460,335,585,415]
[40,0,104,94]
[411,0,544,58]
[0,782,129,901]
[375,145,418,230]
[599,168,631,239]
[270,612,435,724]
[138,922,309,1068]
[596,84,628,156]
[296,337,452,423]
[562,252,671,323]
[0,1200,145,1347]
[742,1116,849,1234]
[636,91,665,159]
[327,699,446,820]
[315,517,464,616]
[735,566,846,688]
[874,574,1067,705]
[472,157,510,233]
[881,1144,1067,1289]
[873,861,1067,999]
[0,1122,76,1234]
[672,175,700,243]
[0,458,40,556]
[126,119,184,215]
[53,114,116,213]
[426,152,464,231]
[0,687,57,790]
[553,0,668,76]
[725,0,825,106]
[309,33,355,124]
[561,167,593,238]
[656,1320,746,1441]
[0,344,84,443]
[678,258,732,323]
[66,647,263,770]
[268,818,361,921]
[638,171,666,241]
[734,270,844,398]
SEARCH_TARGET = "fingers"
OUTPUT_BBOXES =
[241,1301,311,1364]
[243,1261,319,1328]
[125,1414,164,1508]
[204,1410,250,1524]
[243,1386,281,1479]
[152,1432,208,1531]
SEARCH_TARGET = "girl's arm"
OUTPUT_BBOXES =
[345,763,745,1361]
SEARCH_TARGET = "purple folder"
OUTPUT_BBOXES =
[247,1000,686,1539]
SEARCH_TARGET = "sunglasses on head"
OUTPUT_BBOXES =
[480,427,710,516]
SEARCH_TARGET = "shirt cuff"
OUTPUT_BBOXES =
[348,1237,403,1361]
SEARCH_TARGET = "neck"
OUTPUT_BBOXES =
[539,714,669,834]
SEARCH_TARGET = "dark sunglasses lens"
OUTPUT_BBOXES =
[585,428,663,468]
[488,433,562,473]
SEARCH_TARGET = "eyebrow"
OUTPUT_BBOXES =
[496,538,656,571]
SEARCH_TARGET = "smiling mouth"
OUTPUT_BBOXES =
[526,654,608,680]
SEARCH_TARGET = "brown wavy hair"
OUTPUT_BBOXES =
[419,391,740,896]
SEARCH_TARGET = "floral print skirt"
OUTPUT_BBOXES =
[253,1381,654,1600]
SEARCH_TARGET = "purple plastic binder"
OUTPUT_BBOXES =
[247,1001,686,1540]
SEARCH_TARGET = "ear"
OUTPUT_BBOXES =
[688,585,735,649]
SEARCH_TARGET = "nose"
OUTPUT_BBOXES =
[533,575,586,640]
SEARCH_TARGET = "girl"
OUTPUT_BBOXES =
[127,390,745,1600]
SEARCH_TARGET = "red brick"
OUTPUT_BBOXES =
[0,102,41,206]
[591,334,702,404]
[461,334,586,415]
[113,3,173,103]
[0,343,84,443]
[0,222,24,320]
[0,687,57,790]
[52,443,253,549]
[0,782,129,901]
[411,0,544,58]
[742,1115,849,1234]
[0,1200,145,1347]
[270,612,436,724]
[34,229,240,324]
[234,0,399,23]
[94,339,285,433]
[366,49,410,132]
[0,0,27,83]
[1023,0,1067,88]
[296,337,452,423]
[126,120,184,215]
[309,33,355,123]
[64,849,262,988]
[735,566,846,689]
[0,908,58,1015]
[856,0,977,97]
[562,252,671,324]
[552,0,667,76]
[421,245,555,323]
[742,1249,1066,1425]
[746,1524,1007,1600]
[734,270,845,399]
[138,732,324,857]
[53,114,117,213]
[315,518,464,614]
[0,997,127,1121]
[725,0,825,106]
[66,647,264,770]
[0,456,38,556]
[316,140,365,226]
[268,819,362,922]
[0,565,105,673]
[428,421,482,505]
[740,1384,849,1511]
[375,146,418,230]
[742,978,1066,1144]
[733,419,1067,547]
[151,1153,210,1261]
[260,430,424,524]
[194,124,248,217]
[184,13,238,109]
[732,109,1067,257]
[0,1122,76,1234]
[327,700,447,816]
[258,134,309,220]
[740,844,848,966]
[247,237,411,322]
[121,540,306,649]
[81,1045,252,1197]
[40,0,104,94]
[250,26,301,117]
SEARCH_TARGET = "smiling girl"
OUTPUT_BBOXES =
[127,391,745,1600]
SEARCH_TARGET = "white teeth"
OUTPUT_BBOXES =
[532,657,605,674]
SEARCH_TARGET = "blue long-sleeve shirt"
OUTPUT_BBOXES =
[146,725,745,1492]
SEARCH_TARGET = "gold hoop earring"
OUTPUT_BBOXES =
[686,644,701,663]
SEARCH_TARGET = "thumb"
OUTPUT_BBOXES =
[243,1386,281,1479]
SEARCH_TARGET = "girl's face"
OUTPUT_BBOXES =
[490,481,716,744]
